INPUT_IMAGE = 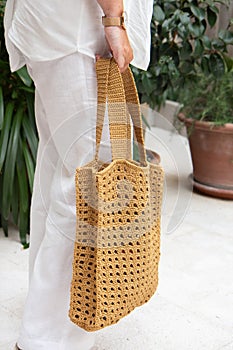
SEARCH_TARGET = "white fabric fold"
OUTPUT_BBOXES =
[4,0,153,72]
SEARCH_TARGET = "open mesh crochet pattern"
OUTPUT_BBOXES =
[69,59,164,331]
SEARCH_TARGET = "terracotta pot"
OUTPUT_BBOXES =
[146,149,161,164]
[179,114,233,199]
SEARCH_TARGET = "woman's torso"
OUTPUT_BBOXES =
[5,0,153,71]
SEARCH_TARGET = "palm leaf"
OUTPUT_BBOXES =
[25,91,37,135]
[22,116,38,162]
[16,66,32,87]
[17,139,29,247]
[11,173,19,226]
[19,204,29,248]
[0,102,14,171]
[17,140,29,214]
[1,108,23,219]
[22,139,35,193]
[1,214,8,237]
[0,86,4,130]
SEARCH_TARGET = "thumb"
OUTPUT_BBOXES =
[95,54,101,62]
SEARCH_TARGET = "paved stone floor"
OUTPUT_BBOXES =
[1,127,233,350]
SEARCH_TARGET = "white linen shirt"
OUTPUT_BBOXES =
[4,0,153,72]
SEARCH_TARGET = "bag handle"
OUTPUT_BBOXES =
[95,58,147,165]
[95,58,131,161]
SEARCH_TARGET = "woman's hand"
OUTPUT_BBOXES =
[103,26,133,73]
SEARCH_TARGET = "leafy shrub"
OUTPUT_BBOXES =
[132,0,233,109]
[178,70,233,124]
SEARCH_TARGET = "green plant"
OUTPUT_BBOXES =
[132,0,233,109]
[0,1,38,247]
[178,70,233,125]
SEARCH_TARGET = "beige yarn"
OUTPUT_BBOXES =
[69,58,164,331]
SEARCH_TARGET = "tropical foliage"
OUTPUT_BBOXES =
[0,0,37,247]
[132,0,233,109]
[178,70,233,124]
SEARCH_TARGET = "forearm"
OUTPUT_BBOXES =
[96,0,123,16]
[96,0,133,73]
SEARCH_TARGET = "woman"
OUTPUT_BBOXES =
[4,0,153,349]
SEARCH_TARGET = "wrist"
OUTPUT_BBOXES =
[102,12,126,30]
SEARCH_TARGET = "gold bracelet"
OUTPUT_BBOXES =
[102,15,126,30]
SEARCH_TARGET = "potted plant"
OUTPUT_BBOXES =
[178,69,233,199]
[0,0,38,247]
[132,0,233,199]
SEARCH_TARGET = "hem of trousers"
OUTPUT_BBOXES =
[17,337,96,350]
[17,338,62,350]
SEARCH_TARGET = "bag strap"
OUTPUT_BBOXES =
[107,59,132,160]
[95,58,110,160]
[95,58,131,161]
[95,58,146,164]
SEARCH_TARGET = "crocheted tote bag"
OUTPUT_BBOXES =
[69,58,164,331]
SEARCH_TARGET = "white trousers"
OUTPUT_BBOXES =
[18,52,111,350]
